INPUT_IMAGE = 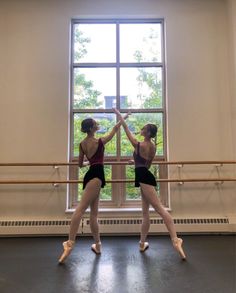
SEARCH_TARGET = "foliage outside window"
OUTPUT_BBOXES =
[69,19,168,209]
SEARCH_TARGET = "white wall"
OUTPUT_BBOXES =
[227,0,236,159]
[0,0,235,222]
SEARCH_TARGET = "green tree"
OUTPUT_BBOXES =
[73,29,114,200]
[125,28,163,199]
[74,26,163,200]
[74,29,90,61]
[74,73,102,109]
[73,28,102,109]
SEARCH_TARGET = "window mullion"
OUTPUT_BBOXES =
[69,19,168,210]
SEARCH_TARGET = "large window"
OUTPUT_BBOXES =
[69,19,168,209]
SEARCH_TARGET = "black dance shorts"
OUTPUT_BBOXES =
[134,167,157,187]
[83,164,106,190]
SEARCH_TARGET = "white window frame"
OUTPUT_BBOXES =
[68,19,169,210]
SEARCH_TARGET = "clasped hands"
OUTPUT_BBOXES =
[112,108,131,120]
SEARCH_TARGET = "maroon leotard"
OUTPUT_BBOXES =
[133,142,148,168]
[80,138,104,166]
[80,138,105,189]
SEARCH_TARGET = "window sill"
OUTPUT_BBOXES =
[66,207,171,214]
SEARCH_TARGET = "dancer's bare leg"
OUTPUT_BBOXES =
[140,183,186,259]
[139,191,150,252]
[58,178,101,263]
[90,196,101,254]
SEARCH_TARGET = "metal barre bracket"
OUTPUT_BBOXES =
[214,181,224,185]
[215,164,223,167]
[178,182,184,186]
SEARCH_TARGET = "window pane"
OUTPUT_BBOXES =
[73,68,116,109]
[126,166,141,200]
[120,113,164,156]
[100,166,112,200]
[78,165,88,201]
[74,113,117,157]
[120,68,162,109]
[78,166,112,201]
[74,24,116,63]
[70,20,167,209]
[120,23,162,63]
[126,165,160,200]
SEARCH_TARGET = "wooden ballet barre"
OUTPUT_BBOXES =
[0,160,236,167]
[153,160,236,165]
[0,163,77,167]
[0,178,236,184]
[0,161,144,166]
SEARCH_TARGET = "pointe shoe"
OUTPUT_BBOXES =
[58,240,75,263]
[172,237,186,260]
[91,242,101,254]
[139,241,149,252]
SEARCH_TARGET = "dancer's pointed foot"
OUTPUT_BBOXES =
[91,242,101,254]
[139,241,149,252]
[58,240,75,263]
[172,237,186,260]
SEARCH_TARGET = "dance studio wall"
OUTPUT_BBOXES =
[227,0,236,160]
[0,0,235,224]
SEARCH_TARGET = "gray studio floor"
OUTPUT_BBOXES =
[0,235,235,293]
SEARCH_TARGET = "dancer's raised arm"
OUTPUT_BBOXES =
[101,112,130,145]
[113,108,138,148]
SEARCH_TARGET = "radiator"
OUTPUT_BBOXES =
[0,217,234,236]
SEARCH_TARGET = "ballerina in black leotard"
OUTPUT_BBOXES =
[59,114,129,263]
[113,108,186,260]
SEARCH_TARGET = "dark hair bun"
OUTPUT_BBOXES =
[148,124,158,138]
[81,118,94,133]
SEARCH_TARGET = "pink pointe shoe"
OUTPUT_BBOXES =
[139,241,149,252]
[58,240,75,263]
[172,237,186,260]
[91,242,101,254]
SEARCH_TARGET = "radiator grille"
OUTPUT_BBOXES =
[0,220,71,227]
[87,218,229,226]
[0,218,232,235]
[0,218,229,227]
